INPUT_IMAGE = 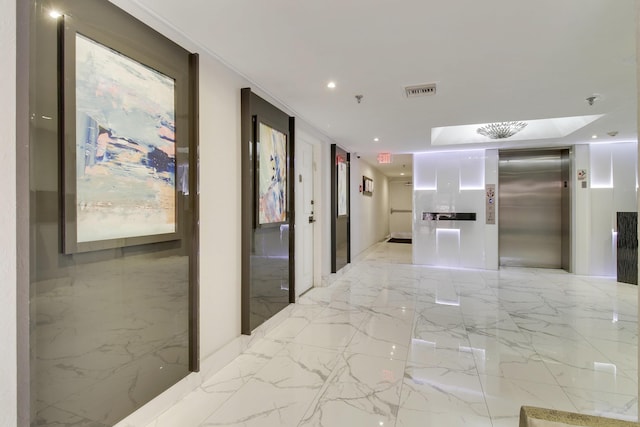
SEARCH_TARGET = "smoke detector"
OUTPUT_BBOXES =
[404,83,437,98]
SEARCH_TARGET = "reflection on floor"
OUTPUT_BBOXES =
[146,242,638,427]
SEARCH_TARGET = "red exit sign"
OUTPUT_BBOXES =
[377,153,392,164]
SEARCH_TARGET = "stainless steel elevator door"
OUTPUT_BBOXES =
[499,151,563,268]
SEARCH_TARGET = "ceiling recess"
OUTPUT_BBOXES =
[404,83,437,98]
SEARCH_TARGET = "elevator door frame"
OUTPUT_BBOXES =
[498,148,571,272]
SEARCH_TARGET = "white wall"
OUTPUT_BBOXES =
[350,158,389,259]
[388,180,413,238]
[577,142,637,276]
[413,150,498,270]
[197,53,247,356]
[1,0,17,425]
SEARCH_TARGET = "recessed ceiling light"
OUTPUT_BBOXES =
[373,137,379,142]
[49,10,62,18]
[592,134,598,139]
[327,81,336,89]
[400,173,405,176]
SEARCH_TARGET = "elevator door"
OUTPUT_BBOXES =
[499,150,569,269]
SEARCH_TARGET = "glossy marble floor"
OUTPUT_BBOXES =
[147,242,638,427]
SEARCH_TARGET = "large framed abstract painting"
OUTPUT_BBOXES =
[337,156,347,216]
[62,21,180,253]
[256,122,287,226]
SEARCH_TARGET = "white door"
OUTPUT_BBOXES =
[296,139,315,297]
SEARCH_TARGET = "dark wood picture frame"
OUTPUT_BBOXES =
[254,117,288,228]
[363,176,373,196]
[60,17,182,254]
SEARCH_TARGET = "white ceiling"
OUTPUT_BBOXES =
[123,0,637,177]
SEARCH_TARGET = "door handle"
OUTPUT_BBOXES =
[308,216,316,223]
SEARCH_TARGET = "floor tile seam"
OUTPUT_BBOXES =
[494,305,553,346]
[414,310,466,323]
[539,322,620,366]
[273,340,343,360]
[295,353,349,426]
[479,308,563,391]
[539,352,628,375]
[341,341,410,363]
[307,303,366,326]
[556,384,601,415]
[199,361,312,425]
[405,355,477,372]
[477,371,573,389]
[537,354,624,394]
[348,317,414,340]
[465,329,495,427]
[364,305,417,317]
[201,396,303,427]
[617,368,640,382]
[310,312,371,327]
[339,315,372,351]
[283,314,326,330]
[281,336,351,354]
[392,353,410,427]
[263,327,303,346]
[560,384,640,401]
[161,391,233,427]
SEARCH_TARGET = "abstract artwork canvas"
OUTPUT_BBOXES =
[258,123,287,225]
[337,159,347,216]
[363,176,373,195]
[73,34,177,245]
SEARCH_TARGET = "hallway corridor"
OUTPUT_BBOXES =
[147,242,638,427]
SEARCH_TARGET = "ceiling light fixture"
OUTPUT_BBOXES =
[373,137,379,142]
[327,81,336,89]
[586,94,601,106]
[592,134,598,139]
[477,121,528,139]
[49,10,63,18]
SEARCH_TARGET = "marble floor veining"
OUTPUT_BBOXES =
[147,242,638,427]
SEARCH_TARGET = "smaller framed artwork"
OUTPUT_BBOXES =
[363,176,373,196]
[256,121,288,226]
[337,156,348,216]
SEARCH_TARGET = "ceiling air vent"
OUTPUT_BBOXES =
[404,83,436,98]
